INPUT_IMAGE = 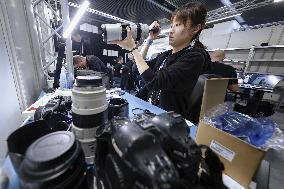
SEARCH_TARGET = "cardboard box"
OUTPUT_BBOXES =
[195,79,265,188]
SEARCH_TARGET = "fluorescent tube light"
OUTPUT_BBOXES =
[68,2,133,24]
[63,1,90,38]
[274,0,284,2]
[206,13,242,24]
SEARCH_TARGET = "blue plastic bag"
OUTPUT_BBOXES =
[205,103,276,147]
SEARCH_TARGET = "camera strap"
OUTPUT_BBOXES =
[148,45,193,105]
[158,45,193,70]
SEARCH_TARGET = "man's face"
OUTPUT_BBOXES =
[75,57,86,68]
[169,18,196,48]
[118,58,123,64]
[72,34,82,43]
[210,51,225,62]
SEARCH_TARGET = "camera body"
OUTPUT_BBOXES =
[101,23,149,43]
[33,95,72,126]
[95,111,203,189]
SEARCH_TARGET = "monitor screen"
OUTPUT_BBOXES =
[249,74,283,88]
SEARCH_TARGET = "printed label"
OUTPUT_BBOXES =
[210,140,235,162]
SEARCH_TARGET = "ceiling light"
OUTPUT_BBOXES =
[63,1,90,38]
[206,13,243,24]
[68,2,134,24]
[274,0,284,2]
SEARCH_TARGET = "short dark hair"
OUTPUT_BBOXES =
[171,2,207,47]
[73,55,83,65]
[116,56,123,62]
[72,29,81,36]
[171,2,207,28]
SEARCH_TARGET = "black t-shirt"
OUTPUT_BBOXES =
[72,41,81,55]
[86,55,107,73]
[72,38,93,56]
[137,46,211,120]
[206,62,238,85]
[113,63,122,77]
[122,60,134,74]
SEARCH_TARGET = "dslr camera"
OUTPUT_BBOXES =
[95,110,227,189]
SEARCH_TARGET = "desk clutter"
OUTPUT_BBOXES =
[6,76,228,189]
[233,73,284,117]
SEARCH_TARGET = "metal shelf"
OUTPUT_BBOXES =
[208,45,284,52]
[246,72,284,76]
[224,59,247,63]
[254,45,284,49]
[249,59,284,62]
[208,44,284,75]
[208,47,250,52]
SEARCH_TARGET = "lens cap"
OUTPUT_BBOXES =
[76,75,102,87]
[20,131,80,180]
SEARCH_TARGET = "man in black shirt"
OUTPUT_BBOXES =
[73,55,107,73]
[121,54,135,90]
[112,56,124,87]
[72,30,93,56]
[72,31,83,56]
[113,56,123,77]
[209,50,239,92]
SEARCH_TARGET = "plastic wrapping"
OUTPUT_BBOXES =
[262,127,284,150]
[203,102,284,149]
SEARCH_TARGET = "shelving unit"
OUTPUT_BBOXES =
[208,44,284,107]
[208,45,284,76]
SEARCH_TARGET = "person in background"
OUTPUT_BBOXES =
[111,2,211,121]
[106,62,114,87]
[132,62,145,91]
[112,56,124,87]
[209,50,239,92]
[113,56,124,77]
[121,54,135,91]
[71,30,92,56]
[73,55,107,73]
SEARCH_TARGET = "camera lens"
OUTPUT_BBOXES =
[72,75,108,164]
[19,131,89,189]
[101,23,149,43]
[108,97,129,119]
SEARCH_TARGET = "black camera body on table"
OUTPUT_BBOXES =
[95,111,227,189]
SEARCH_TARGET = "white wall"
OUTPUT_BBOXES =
[201,22,284,49]
[201,22,284,75]
[0,15,22,163]
[0,0,46,162]
[1,0,46,109]
[269,25,284,45]
[228,27,273,48]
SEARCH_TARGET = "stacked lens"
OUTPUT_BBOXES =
[19,131,88,189]
[72,75,108,164]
